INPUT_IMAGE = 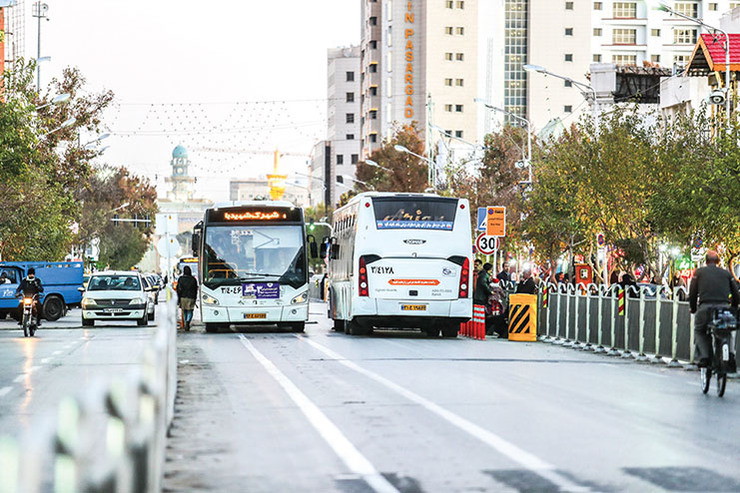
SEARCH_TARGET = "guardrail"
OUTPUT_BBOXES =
[0,289,178,493]
[533,282,740,366]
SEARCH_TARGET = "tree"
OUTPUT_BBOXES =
[355,124,429,193]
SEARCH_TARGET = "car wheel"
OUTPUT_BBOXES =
[137,313,148,326]
[148,309,155,321]
[43,295,65,322]
[82,317,94,327]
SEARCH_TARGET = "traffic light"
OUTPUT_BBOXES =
[308,220,315,232]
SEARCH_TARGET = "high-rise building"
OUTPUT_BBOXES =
[484,0,740,132]
[360,0,479,158]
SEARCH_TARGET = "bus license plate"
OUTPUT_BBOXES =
[401,304,427,311]
[244,313,267,319]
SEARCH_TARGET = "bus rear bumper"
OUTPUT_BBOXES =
[201,304,309,324]
[354,298,472,319]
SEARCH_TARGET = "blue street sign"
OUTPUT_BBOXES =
[477,207,487,231]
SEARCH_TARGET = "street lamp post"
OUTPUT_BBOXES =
[655,1,731,129]
[37,117,75,144]
[474,98,533,183]
[365,159,392,172]
[35,93,70,111]
[337,174,374,191]
[32,2,49,90]
[523,64,600,131]
[394,144,436,188]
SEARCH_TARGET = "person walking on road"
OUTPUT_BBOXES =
[497,262,510,284]
[689,250,739,368]
[472,259,482,299]
[176,265,198,331]
[474,263,494,306]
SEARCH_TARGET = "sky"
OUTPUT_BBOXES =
[37,0,361,200]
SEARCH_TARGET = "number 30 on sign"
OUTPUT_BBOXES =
[476,234,499,255]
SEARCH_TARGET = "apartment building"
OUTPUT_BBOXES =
[360,0,479,157]
[484,0,740,132]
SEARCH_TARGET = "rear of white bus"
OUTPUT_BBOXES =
[350,195,473,336]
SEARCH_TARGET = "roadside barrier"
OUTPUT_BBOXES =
[0,289,178,493]
[508,294,537,342]
[536,282,728,367]
[460,304,485,340]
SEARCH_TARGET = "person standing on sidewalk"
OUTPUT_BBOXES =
[176,265,198,331]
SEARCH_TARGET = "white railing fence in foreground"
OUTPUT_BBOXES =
[0,289,178,493]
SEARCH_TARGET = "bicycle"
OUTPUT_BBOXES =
[700,307,737,397]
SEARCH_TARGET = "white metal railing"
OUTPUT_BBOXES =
[0,289,178,493]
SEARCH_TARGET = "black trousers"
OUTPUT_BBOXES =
[694,303,729,365]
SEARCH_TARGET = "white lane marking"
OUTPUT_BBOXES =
[40,358,52,364]
[52,351,62,355]
[633,370,667,379]
[301,337,592,493]
[13,375,24,383]
[238,334,398,493]
[0,386,12,397]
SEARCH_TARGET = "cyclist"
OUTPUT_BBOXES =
[689,250,739,367]
[15,267,44,327]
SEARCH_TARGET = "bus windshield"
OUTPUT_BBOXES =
[203,225,306,288]
[373,197,458,231]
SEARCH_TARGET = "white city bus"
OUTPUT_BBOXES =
[325,192,473,337]
[192,201,316,333]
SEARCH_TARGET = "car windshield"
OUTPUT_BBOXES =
[88,275,141,291]
[203,225,306,288]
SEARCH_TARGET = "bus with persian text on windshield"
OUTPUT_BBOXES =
[192,201,317,333]
[324,192,472,337]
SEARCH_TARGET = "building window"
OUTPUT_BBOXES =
[346,71,355,82]
[456,78,464,86]
[369,110,377,119]
[674,54,690,65]
[337,154,344,165]
[612,54,637,65]
[351,154,359,164]
[445,52,453,61]
[565,1,574,9]
[446,0,453,7]
[346,113,355,123]
[369,134,378,143]
[565,27,573,36]
[455,104,464,112]
[593,28,602,36]
[651,29,661,37]
[651,54,661,63]
[455,27,465,35]
[445,26,453,35]
[445,104,453,112]
[674,2,698,17]
[565,80,573,87]
[346,134,355,140]
[455,130,464,138]
[369,86,377,96]
[369,40,378,49]
[457,1,465,8]
[445,78,453,86]
[564,105,573,113]
[613,28,637,45]
[594,1,602,9]
[346,92,355,103]
[456,53,465,61]
[369,64,377,73]
[709,3,718,11]
[593,54,602,62]
[369,16,377,26]
[674,29,697,45]
[504,0,529,121]
[732,2,740,8]
[613,2,637,18]
[565,53,573,61]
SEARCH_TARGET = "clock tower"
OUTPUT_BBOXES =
[165,145,195,201]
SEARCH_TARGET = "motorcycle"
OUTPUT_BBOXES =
[19,294,39,338]
[700,308,737,397]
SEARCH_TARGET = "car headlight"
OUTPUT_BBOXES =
[291,293,307,304]
[202,294,219,305]
[81,297,97,308]
[129,298,145,305]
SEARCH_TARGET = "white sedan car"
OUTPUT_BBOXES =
[81,271,152,327]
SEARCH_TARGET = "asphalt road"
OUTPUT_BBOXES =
[163,302,740,493]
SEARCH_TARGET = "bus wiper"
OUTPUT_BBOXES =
[239,273,282,279]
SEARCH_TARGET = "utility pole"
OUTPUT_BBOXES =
[32,2,49,90]
[426,94,435,188]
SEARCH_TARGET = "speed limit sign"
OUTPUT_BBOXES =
[476,233,499,255]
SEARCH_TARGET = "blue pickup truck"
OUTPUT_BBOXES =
[0,261,84,321]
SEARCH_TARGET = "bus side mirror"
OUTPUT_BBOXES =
[319,242,328,259]
[192,232,201,257]
[307,235,319,259]
[331,243,340,260]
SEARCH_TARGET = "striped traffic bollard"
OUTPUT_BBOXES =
[618,287,625,316]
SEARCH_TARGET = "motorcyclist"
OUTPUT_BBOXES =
[689,250,739,367]
[16,267,44,327]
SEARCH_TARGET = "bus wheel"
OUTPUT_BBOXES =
[204,323,219,333]
[424,327,441,337]
[332,319,344,331]
[441,325,459,338]
[291,322,305,333]
[348,319,369,336]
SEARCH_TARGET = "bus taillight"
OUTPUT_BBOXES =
[359,256,369,297]
[458,258,470,298]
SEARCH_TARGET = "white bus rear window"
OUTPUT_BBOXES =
[373,198,457,230]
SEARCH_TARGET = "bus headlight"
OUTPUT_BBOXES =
[291,293,307,304]
[129,298,145,305]
[81,297,97,308]
[202,294,220,305]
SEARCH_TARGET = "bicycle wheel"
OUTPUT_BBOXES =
[700,366,711,394]
[717,372,727,397]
